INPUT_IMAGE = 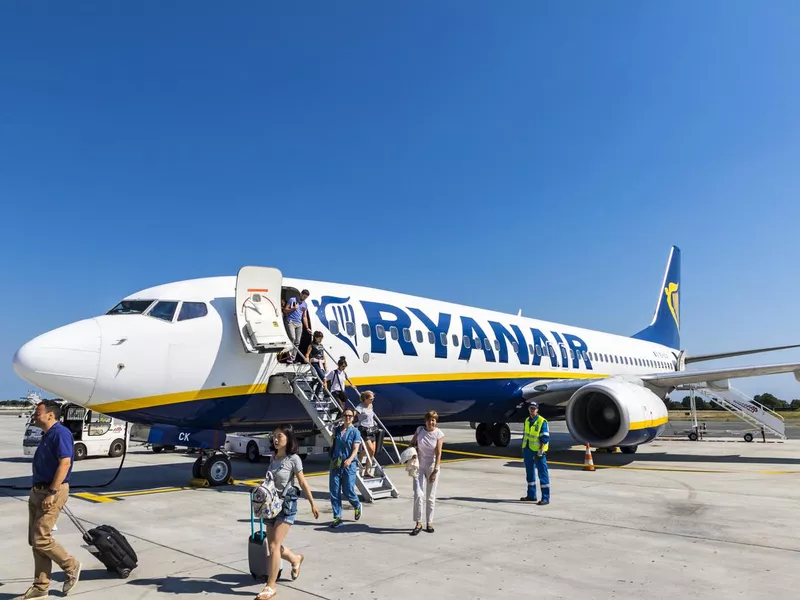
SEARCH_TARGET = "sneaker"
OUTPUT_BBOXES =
[537,500,550,506]
[520,496,537,502]
[354,506,361,521]
[18,587,48,599]
[330,518,342,528]
[63,561,81,595]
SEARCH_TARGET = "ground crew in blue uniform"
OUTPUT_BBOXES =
[520,400,550,505]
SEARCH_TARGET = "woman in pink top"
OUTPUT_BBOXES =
[409,410,444,536]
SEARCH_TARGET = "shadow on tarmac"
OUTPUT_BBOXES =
[127,572,257,596]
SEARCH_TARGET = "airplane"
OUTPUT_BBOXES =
[11,245,800,485]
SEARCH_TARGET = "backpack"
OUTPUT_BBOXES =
[251,457,289,519]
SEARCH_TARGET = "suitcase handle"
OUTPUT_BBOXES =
[249,492,264,538]
[62,505,88,536]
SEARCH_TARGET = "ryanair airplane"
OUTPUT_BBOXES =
[12,246,800,463]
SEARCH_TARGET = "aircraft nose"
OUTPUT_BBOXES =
[12,318,102,405]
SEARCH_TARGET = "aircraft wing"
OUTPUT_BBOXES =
[685,343,800,364]
[642,361,800,388]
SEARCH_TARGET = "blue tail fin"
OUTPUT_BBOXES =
[632,245,681,349]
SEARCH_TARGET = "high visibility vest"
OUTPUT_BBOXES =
[521,415,549,453]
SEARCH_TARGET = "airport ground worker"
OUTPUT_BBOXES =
[520,400,550,505]
[21,401,82,599]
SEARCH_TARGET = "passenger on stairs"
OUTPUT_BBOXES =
[325,357,351,413]
[409,410,444,536]
[328,409,363,528]
[282,290,311,360]
[304,331,328,398]
[355,391,378,477]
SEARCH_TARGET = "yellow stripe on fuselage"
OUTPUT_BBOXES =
[89,370,604,414]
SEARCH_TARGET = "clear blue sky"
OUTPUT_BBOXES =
[1,2,799,401]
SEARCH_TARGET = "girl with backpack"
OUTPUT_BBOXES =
[256,425,319,600]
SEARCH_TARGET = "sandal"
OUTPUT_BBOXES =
[255,586,277,599]
[425,525,435,533]
[410,524,422,536]
[291,554,304,581]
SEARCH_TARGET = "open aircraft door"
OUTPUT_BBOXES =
[235,266,290,354]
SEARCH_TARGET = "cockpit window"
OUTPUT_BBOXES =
[147,301,179,322]
[106,300,155,315]
[178,302,208,321]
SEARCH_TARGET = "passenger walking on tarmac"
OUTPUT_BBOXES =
[304,331,328,398]
[520,400,550,505]
[328,408,363,528]
[409,410,444,536]
[355,391,378,477]
[257,425,319,600]
[21,401,81,600]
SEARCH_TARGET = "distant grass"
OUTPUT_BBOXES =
[668,410,800,420]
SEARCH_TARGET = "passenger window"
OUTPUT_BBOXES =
[474,338,482,350]
[178,302,208,321]
[428,331,435,344]
[390,326,399,340]
[535,346,542,357]
[528,344,534,354]
[463,335,471,348]
[512,342,519,353]
[485,338,491,350]
[493,339,500,351]
[452,334,460,347]
[330,320,340,335]
[148,301,179,322]
[376,325,386,340]
[440,332,448,346]
[416,330,424,343]
[403,328,411,342]
[362,324,371,338]
[346,322,356,337]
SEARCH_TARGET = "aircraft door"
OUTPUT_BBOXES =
[235,266,290,354]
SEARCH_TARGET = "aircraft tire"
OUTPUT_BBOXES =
[192,456,203,479]
[475,423,492,446]
[246,441,260,463]
[620,445,638,454]
[202,454,232,487]
[491,423,511,447]
[74,443,87,461]
[151,445,164,454]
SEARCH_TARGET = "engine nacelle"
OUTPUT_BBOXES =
[565,378,668,448]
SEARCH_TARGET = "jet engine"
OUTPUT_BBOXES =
[565,378,668,448]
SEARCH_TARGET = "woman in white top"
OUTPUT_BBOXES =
[409,410,444,536]
[355,390,378,477]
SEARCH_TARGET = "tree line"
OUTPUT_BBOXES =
[665,393,800,412]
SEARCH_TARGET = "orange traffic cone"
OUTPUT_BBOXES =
[583,444,595,471]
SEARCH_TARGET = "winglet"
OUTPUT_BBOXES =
[632,246,681,349]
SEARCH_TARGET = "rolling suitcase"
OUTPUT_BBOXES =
[248,501,285,581]
[63,505,138,579]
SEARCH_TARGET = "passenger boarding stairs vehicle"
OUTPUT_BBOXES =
[679,383,786,442]
[189,267,401,501]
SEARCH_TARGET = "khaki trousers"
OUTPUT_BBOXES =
[28,484,78,591]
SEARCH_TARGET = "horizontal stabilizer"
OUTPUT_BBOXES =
[643,361,800,388]
[685,343,800,364]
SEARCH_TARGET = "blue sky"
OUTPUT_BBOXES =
[1,2,799,401]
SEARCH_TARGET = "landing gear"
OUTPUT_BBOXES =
[490,423,511,447]
[475,423,493,446]
[193,451,233,486]
[620,445,638,454]
[475,422,511,447]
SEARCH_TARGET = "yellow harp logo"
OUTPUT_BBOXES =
[664,282,679,329]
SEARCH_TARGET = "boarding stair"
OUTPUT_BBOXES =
[282,347,401,502]
[679,384,786,440]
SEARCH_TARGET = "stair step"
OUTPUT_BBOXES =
[369,489,394,500]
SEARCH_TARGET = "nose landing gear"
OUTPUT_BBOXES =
[475,422,511,447]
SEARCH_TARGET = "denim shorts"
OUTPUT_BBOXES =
[265,489,298,526]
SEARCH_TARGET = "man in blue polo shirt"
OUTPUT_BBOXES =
[21,401,81,599]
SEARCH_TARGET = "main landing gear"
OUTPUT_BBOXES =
[191,451,233,487]
[475,422,511,447]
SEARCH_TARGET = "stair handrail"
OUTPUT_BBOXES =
[728,388,785,422]
[318,346,403,464]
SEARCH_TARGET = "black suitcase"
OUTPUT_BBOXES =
[63,506,138,578]
[248,501,284,581]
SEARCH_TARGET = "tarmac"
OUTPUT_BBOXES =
[1,414,798,599]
